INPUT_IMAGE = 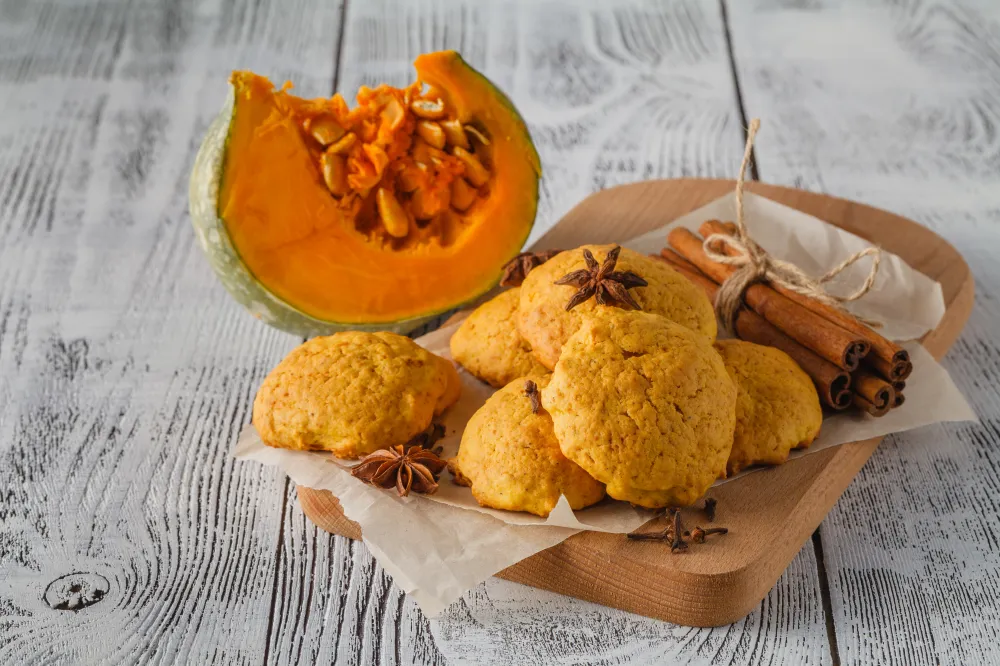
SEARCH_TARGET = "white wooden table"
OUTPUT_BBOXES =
[2,0,998,663]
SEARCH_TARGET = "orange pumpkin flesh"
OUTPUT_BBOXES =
[218,51,540,326]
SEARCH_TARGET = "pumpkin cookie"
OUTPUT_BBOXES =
[450,288,548,387]
[543,311,736,508]
[253,331,460,458]
[454,375,605,517]
[714,339,822,475]
[517,245,717,369]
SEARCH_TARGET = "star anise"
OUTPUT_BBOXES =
[524,380,541,414]
[351,444,448,497]
[499,249,563,287]
[404,422,446,454]
[554,246,648,311]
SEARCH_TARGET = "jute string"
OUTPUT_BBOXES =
[704,118,882,334]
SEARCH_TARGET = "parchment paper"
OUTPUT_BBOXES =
[234,191,974,616]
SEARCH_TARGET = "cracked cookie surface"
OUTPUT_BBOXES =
[516,245,717,370]
[253,331,460,459]
[542,311,735,508]
[714,339,822,476]
[450,288,548,388]
[454,374,605,517]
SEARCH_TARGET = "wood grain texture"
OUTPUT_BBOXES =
[728,0,1000,663]
[430,543,829,666]
[266,486,444,666]
[0,0,340,663]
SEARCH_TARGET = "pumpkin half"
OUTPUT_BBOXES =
[189,51,540,337]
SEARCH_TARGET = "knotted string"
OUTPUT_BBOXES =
[704,119,882,334]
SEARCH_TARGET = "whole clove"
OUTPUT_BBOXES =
[703,497,717,522]
[670,509,688,553]
[627,502,728,553]
[523,380,541,414]
[688,526,729,544]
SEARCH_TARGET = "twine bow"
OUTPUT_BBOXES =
[704,119,882,334]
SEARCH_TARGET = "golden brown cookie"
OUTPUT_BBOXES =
[542,311,735,508]
[253,331,460,458]
[450,288,548,387]
[454,375,605,517]
[517,245,717,369]
[714,339,822,475]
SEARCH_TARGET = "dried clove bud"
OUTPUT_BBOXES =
[499,249,562,287]
[670,509,688,553]
[524,380,541,414]
[689,526,729,544]
[703,497,717,522]
[628,505,727,553]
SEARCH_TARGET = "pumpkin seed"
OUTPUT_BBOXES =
[327,132,357,155]
[411,187,449,220]
[440,119,469,149]
[410,98,446,119]
[307,115,346,146]
[450,178,477,212]
[453,146,489,187]
[397,166,424,193]
[410,137,435,168]
[320,153,349,197]
[416,121,446,149]
[464,124,490,146]
[376,188,410,238]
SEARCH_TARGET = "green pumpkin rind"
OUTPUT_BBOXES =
[188,87,442,338]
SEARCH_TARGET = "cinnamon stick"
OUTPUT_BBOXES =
[892,380,906,408]
[699,219,910,377]
[851,368,895,410]
[658,248,700,273]
[657,250,852,410]
[667,227,870,371]
[853,393,891,417]
[868,355,913,382]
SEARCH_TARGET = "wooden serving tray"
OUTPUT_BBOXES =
[296,179,974,627]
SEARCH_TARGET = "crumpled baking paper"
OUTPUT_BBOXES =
[234,190,975,616]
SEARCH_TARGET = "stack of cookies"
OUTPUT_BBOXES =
[250,243,823,520]
[450,244,822,516]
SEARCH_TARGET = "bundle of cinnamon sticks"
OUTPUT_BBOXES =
[655,220,911,416]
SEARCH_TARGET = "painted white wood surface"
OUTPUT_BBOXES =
[0,0,338,663]
[0,0,995,664]
[728,1,1000,664]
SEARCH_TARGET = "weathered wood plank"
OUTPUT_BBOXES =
[267,1,833,663]
[432,541,830,665]
[267,487,444,666]
[0,0,341,664]
[728,1,1000,663]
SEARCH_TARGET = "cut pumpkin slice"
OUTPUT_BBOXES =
[189,51,540,337]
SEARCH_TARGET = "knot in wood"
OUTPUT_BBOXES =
[44,572,109,611]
